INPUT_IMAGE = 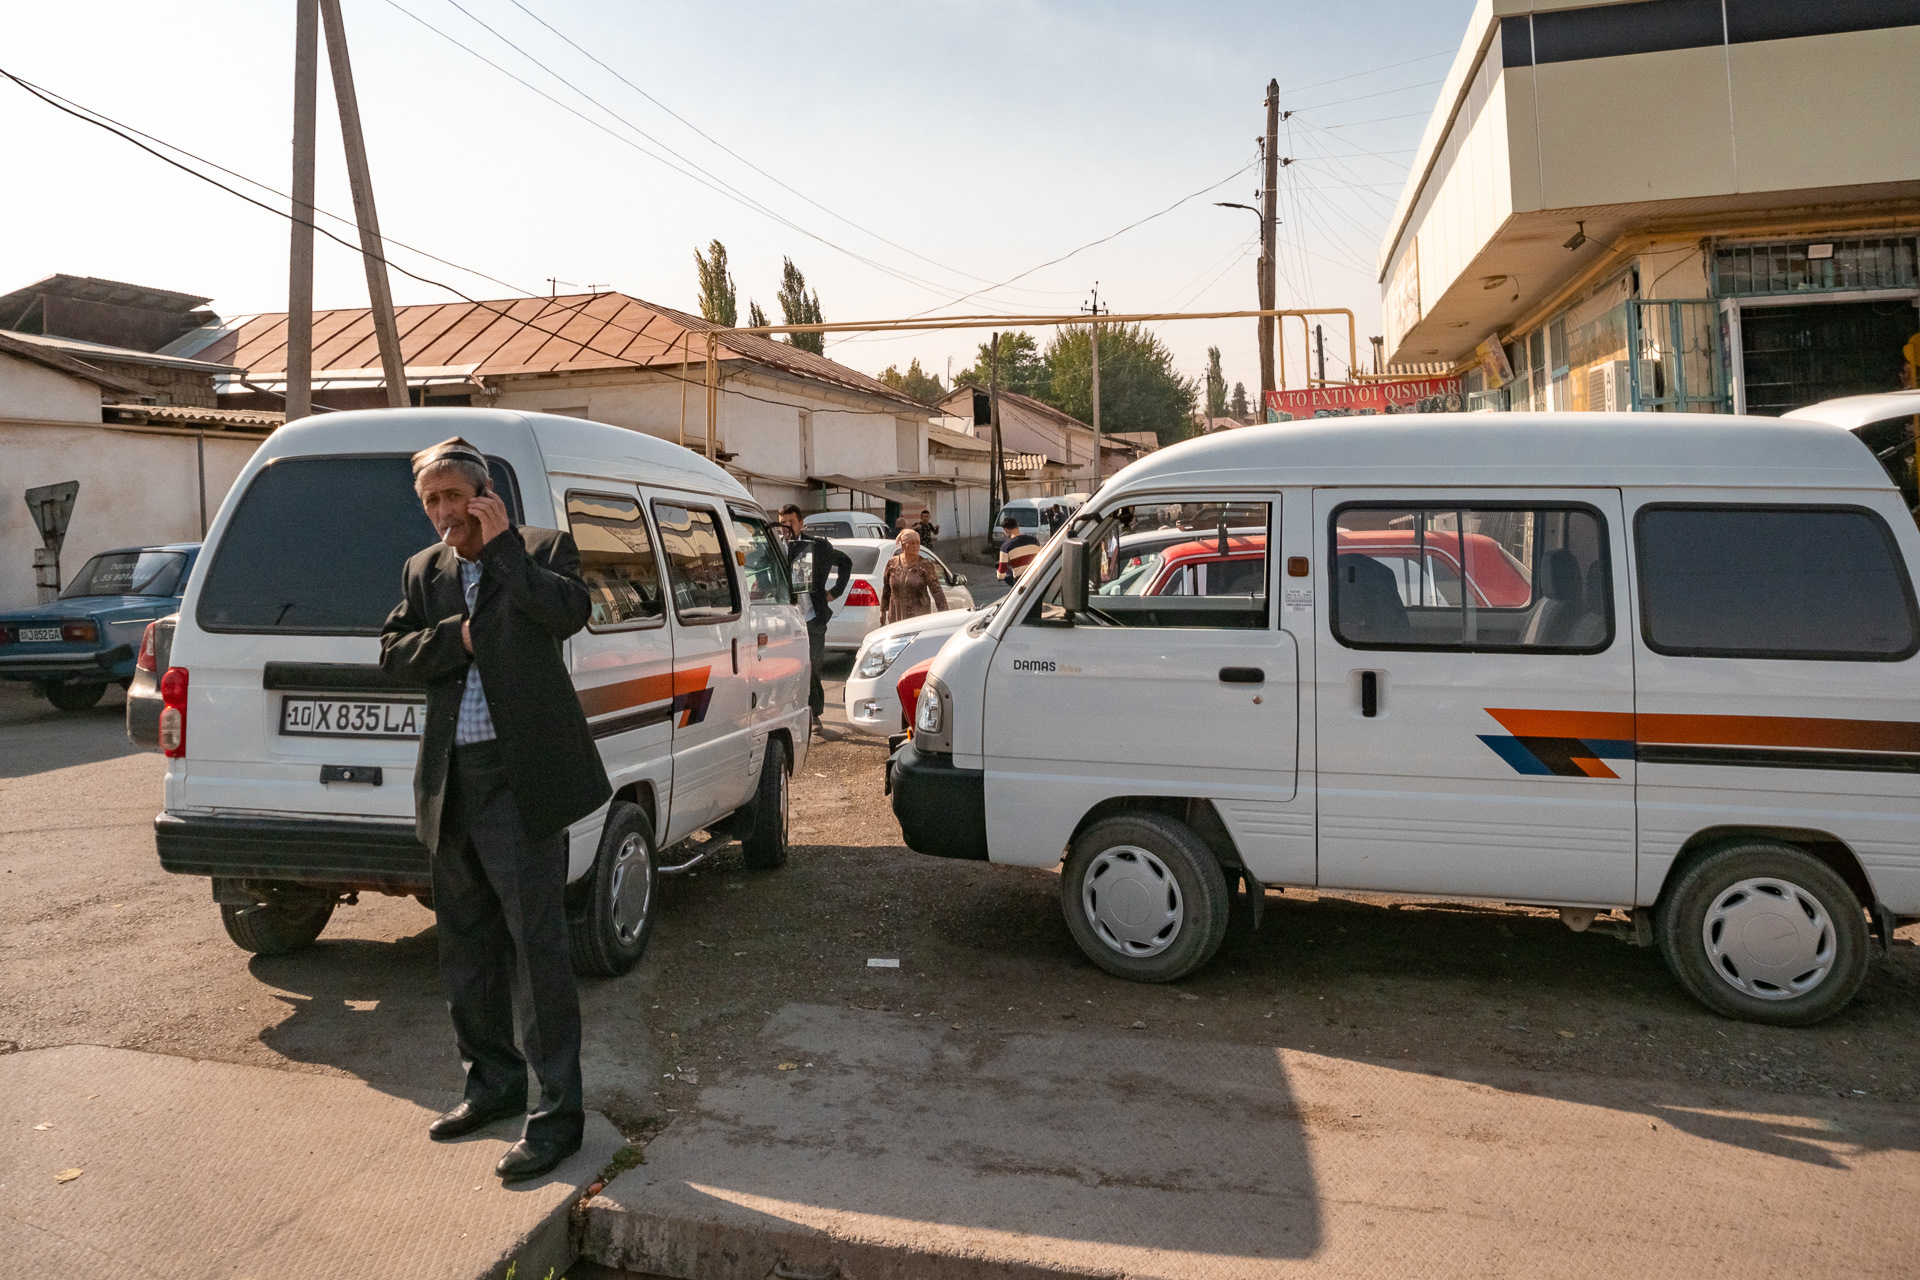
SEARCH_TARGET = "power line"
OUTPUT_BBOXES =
[1281,49,1453,98]
[1290,78,1446,113]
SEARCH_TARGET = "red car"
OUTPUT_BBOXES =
[1130,531,1532,607]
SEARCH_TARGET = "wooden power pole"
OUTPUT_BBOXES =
[320,0,407,408]
[286,0,319,423]
[1082,286,1108,489]
[987,332,1005,517]
[1259,78,1279,405]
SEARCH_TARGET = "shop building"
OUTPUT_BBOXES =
[1378,0,1920,422]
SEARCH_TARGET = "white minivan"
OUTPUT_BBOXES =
[156,408,809,974]
[892,412,1920,1025]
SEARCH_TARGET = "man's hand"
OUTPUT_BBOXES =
[470,490,511,546]
[462,619,473,653]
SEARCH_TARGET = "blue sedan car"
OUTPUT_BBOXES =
[0,543,200,711]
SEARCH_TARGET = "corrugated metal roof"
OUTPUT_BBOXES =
[102,403,283,432]
[2,329,238,374]
[0,274,213,320]
[190,292,928,411]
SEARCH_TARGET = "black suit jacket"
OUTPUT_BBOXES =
[379,525,611,853]
[790,534,852,623]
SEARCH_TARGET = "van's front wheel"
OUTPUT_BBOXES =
[569,801,658,977]
[1062,812,1230,983]
[1656,840,1870,1026]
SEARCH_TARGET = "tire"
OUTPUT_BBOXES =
[219,893,335,956]
[45,682,107,711]
[1655,839,1870,1026]
[568,801,658,977]
[738,738,791,871]
[1061,811,1231,983]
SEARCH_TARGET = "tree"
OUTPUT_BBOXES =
[879,357,945,405]
[1231,381,1250,421]
[693,240,737,327]
[1042,323,1197,447]
[1205,346,1228,420]
[951,331,1048,398]
[747,300,769,330]
[776,257,824,355]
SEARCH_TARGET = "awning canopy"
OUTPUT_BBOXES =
[809,473,906,504]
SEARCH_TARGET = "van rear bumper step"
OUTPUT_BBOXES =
[155,812,430,888]
[888,740,989,862]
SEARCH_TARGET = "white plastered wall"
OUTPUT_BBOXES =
[0,352,105,423]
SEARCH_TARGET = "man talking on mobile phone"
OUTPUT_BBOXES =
[380,436,610,1182]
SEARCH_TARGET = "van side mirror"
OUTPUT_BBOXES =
[1060,538,1089,616]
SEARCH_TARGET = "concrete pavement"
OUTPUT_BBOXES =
[1,1043,625,1280]
[584,1003,1920,1280]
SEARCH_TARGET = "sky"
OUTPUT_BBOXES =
[0,0,1475,403]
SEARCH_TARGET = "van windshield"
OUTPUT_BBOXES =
[196,454,517,634]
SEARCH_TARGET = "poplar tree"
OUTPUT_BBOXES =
[693,240,737,327]
[776,258,824,354]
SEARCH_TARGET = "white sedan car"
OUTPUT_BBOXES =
[821,538,975,652]
[843,605,986,733]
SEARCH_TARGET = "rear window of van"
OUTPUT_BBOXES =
[196,454,518,634]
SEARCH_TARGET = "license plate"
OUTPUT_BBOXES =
[20,627,60,643]
[280,696,424,739]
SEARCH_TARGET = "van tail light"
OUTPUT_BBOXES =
[844,579,880,608]
[159,666,188,757]
[136,622,159,673]
[63,620,99,643]
[896,658,934,735]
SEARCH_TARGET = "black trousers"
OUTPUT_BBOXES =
[807,616,829,719]
[433,739,584,1145]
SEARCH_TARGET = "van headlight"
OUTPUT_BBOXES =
[914,674,953,753]
[857,632,917,679]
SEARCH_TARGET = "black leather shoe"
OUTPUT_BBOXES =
[495,1134,582,1182]
[427,1097,522,1140]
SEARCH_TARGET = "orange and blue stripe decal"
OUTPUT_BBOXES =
[1480,708,1920,777]
[579,665,716,738]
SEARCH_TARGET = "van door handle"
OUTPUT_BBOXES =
[731,636,740,674]
[1360,670,1378,717]
[1219,666,1264,684]
[757,632,769,649]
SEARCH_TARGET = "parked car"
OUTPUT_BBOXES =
[0,543,198,711]
[804,510,893,540]
[126,613,179,748]
[999,496,1080,538]
[822,537,974,652]
[155,408,807,972]
[894,411,1920,1026]
[1121,530,1533,610]
[844,604,992,732]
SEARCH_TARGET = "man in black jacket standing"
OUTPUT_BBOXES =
[381,437,611,1182]
[777,504,851,734]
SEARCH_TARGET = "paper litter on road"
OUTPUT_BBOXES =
[867,958,900,968]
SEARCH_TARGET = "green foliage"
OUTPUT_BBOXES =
[952,331,1048,398]
[1230,381,1249,420]
[1205,346,1227,420]
[747,300,769,330]
[1043,323,1197,446]
[693,240,737,328]
[776,258,824,355]
[879,357,945,405]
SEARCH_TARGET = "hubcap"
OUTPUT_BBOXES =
[609,832,652,945]
[1082,845,1183,958]
[1702,876,1835,1000]
[776,764,789,847]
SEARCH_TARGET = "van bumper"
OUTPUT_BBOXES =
[155,812,431,889]
[888,739,988,861]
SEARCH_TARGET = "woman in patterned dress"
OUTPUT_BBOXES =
[880,529,948,625]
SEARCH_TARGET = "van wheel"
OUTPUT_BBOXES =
[1062,812,1230,983]
[45,682,107,712]
[1656,840,1870,1026]
[739,738,791,871]
[219,894,335,956]
[569,802,657,977]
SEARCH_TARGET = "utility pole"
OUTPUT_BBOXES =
[987,332,1005,518]
[1082,286,1108,490]
[1260,79,1279,404]
[1315,324,1327,385]
[320,0,406,409]
[286,0,319,423]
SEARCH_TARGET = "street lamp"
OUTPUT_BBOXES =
[1215,202,1268,409]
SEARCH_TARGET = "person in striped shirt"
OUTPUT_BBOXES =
[997,515,1041,585]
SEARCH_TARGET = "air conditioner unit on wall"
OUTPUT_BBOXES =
[1586,360,1630,412]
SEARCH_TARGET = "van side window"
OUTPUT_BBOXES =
[566,492,664,630]
[1330,504,1611,652]
[730,508,794,605]
[1636,505,1919,660]
[1026,500,1271,629]
[654,502,742,623]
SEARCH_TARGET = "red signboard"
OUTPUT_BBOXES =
[1264,377,1464,422]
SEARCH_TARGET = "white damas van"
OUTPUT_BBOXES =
[891,413,1920,1025]
[156,408,808,974]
